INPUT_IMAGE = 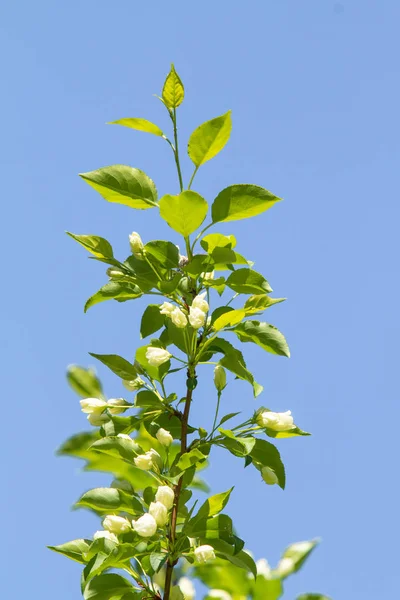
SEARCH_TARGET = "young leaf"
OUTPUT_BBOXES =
[159,191,208,236]
[200,233,237,253]
[226,268,272,295]
[176,448,208,472]
[84,281,142,312]
[48,539,91,564]
[79,165,157,210]
[233,320,290,357]
[244,294,286,314]
[88,353,138,380]
[83,573,136,600]
[109,118,163,136]
[67,365,104,399]
[140,305,164,338]
[213,309,246,331]
[194,488,233,521]
[162,64,184,108]
[66,233,114,259]
[212,184,281,223]
[188,110,232,167]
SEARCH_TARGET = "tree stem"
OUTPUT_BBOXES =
[163,368,194,600]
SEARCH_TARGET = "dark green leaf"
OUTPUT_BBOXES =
[83,574,136,600]
[140,305,164,338]
[250,439,286,489]
[89,353,138,380]
[226,269,272,295]
[84,281,142,312]
[233,320,290,357]
[48,539,91,564]
[144,240,179,269]
[76,487,142,515]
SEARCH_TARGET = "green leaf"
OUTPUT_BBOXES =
[90,436,139,462]
[200,233,236,253]
[84,281,142,312]
[207,539,257,578]
[188,110,232,167]
[250,439,286,489]
[188,514,234,543]
[212,184,281,223]
[159,191,208,236]
[57,431,100,460]
[205,337,263,397]
[233,320,290,357]
[89,353,138,380]
[244,294,286,314]
[79,165,157,210]
[297,595,331,600]
[76,487,142,515]
[226,269,272,295]
[83,574,136,600]
[162,64,184,108]
[140,305,164,338]
[194,558,251,596]
[176,448,208,472]
[193,488,233,522]
[109,118,163,136]
[276,539,319,578]
[67,232,114,259]
[48,539,91,564]
[67,365,104,399]
[144,240,180,269]
[218,429,256,456]
[253,578,283,600]
[135,390,163,409]
[213,309,246,331]
[101,416,139,437]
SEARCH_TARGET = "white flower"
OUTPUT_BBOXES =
[134,453,154,471]
[87,413,109,426]
[194,544,215,563]
[149,501,169,526]
[156,427,173,447]
[155,485,175,509]
[256,410,295,432]
[261,466,279,486]
[146,347,172,367]
[123,377,144,391]
[275,556,295,577]
[93,530,118,544]
[213,365,226,392]
[171,586,185,600]
[178,577,196,600]
[129,232,144,257]
[80,398,107,414]
[107,398,128,415]
[170,307,188,329]
[256,558,271,578]
[208,591,232,600]
[102,515,131,534]
[160,302,175,315]
[189,306,206,329]
[192,292,209,313]
[132,513,157,537]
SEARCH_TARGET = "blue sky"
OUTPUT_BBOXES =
[1,1,399,598]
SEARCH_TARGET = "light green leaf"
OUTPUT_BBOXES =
[76,487,142,515]
[226,269,272,295]
[48,539,91,564]
[79,165,157,210]
[66,232,113,259]
[67,365,104,399]
[83,574,136,600]
[253,578,283,600]
[84,281,142,312]
[89,353,138,380]
[109,118,163,136]
[208,539,257,578]
[187,514,234,543]
[233,320,290,357]
[212,184,281,223]
[144,240,180,269]
[200,233,236,253]
[140,305,164,338]
[188,110,232,167]
[159,191,208,236]
[135,390,163,408]
[176,448,208,472]
[162,64,184,108]
[193,488,233,522]
[90,436,138,462]
[250,439,286,489]
[275,539,319,578]
[194,558,252,596]
[213,309,246,331]
[218,429,256,456]
[244,294,286,314]
[135,345,170,382]
[57,431,100,460]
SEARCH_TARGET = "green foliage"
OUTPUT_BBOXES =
[51,65,327,600]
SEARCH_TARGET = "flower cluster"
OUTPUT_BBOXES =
[159,292,209,332]
[80,397,130,425]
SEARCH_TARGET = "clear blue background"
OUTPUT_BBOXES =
[1,1,399,598]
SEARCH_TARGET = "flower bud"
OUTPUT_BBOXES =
[213,365,226,392]
[80,398,107,414]
[87,413,109,426]
[146,347,172,367]
[107,398,129,415]
[155,485,175,509]
[179,255,189,268]
[129,232,144,258]
[123,377,144,391]
[256,558,271,578]
[171,586,185,600]
[189,306,206,329]
[160,302,175,316]
[156,427,173,447]
[93,530,118,544]
[194,544,216,563]
[192,292,209,313]
[201,270,215,281]
[106,267,125,279]
[170,307,188,329]
[256,409,295,432]
[134,453,154,471]
[208,591,232,600]
[149,501,169,526]
[261,466,278,486]
[132,513,157,537]
[178,577,196,600]
[102,515,131,534]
